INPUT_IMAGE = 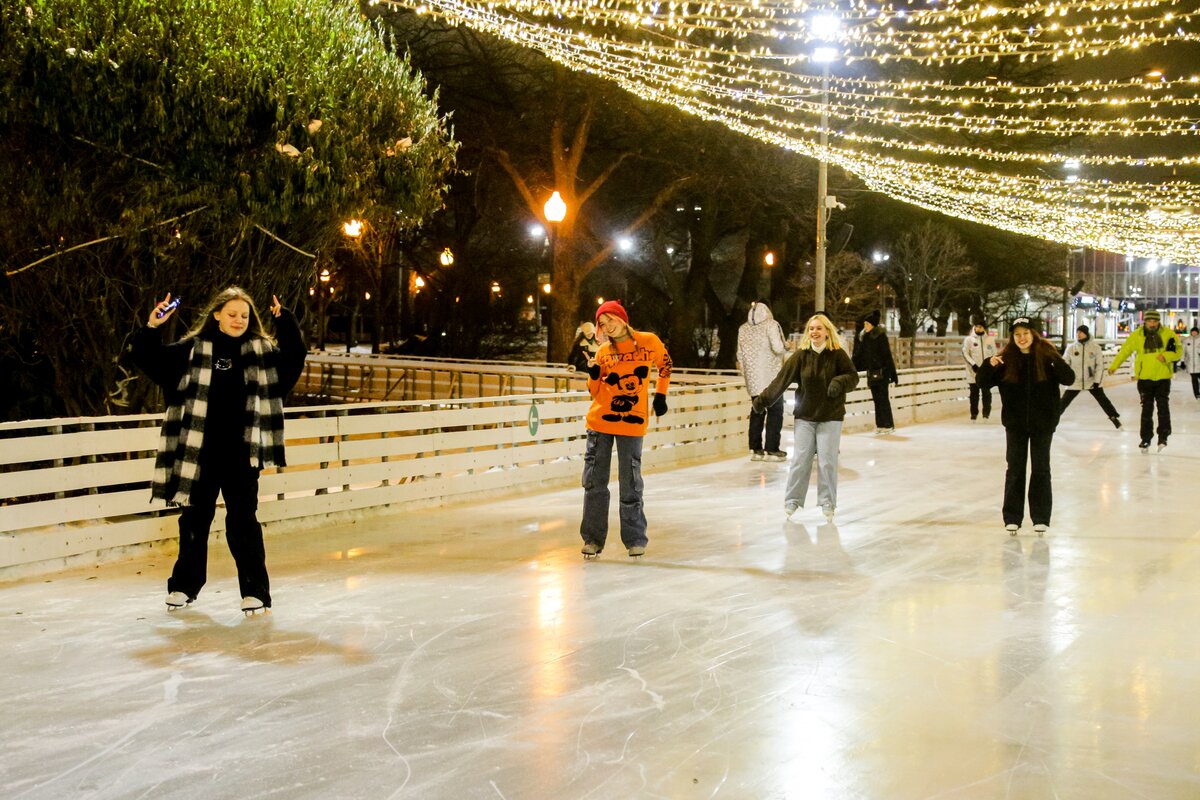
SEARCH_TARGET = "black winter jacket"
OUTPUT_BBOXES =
[852,327,897,383]
[976,351,1074,434]
[753,346,859,422]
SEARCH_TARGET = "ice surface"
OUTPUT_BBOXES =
[3,379,1199,799]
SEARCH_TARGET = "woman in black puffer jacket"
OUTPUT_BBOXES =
[976,317,1074,537]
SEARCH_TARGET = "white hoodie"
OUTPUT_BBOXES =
[1183,332,1200,373]
[736,302,787,396]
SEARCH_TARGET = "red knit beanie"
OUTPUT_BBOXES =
[595,300,629,326]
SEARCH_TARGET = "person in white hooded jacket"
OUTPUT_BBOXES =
[1183,326,1200,399]
[1059,324,1121,429]
[737,301,788,461]
[962,320,997,420]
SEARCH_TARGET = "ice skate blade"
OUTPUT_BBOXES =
[582,553,599,560]
[242,608,271,617]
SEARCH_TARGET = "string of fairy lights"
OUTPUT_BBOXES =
[376,0,1200,262]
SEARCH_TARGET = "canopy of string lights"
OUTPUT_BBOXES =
[377,0,1200,263]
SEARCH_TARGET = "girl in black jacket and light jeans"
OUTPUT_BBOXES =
[753,313,859,523]
[976,317,1074,537]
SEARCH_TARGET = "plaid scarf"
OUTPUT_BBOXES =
[152,336,286,506]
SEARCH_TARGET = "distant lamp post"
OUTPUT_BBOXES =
[414,275,426,291]
[542,282,552,294]
[764,251,776,267]
[317,268,332,350]
[438,247,455,268]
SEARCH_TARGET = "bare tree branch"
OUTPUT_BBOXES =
[7,206,209,277]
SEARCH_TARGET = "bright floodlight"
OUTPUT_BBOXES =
[617,237,634,253]
[529,224,545,238]
[810,14,841,39]
[812,46,840,64]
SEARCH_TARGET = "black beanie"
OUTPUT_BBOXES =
[1077,324,1090,337]
[865,309,881,327]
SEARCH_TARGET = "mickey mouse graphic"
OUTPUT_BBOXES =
[601,365,649,424]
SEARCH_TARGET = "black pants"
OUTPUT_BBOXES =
[969,383,992,418]
[1191,372,1199,398]
[748,394,785,452]
[1136,379,1172,444]
[1003,428,1053,527]
[168,457,270,606]
[1059,387,1120,419]
[869,380,894,429]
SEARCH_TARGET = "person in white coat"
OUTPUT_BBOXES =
[1059,325,1121,428]
[737,301,788,461]
[962,320,997,420]
[1183,326,1200,399]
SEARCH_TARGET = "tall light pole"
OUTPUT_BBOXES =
[811,14,840,315]
[543,191,567,360]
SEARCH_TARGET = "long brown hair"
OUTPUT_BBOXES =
[998,330,1060,383]
[183,286,274,344]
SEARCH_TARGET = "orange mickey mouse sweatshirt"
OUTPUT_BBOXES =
[586,329,672,436]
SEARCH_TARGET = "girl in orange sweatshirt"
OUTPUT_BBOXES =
[580,301,672,559]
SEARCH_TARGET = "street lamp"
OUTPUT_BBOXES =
[343,219,363,238]
[811,13,841,314]
[318,267,331,350]
[438,247,454,268]
[543,191,568,359]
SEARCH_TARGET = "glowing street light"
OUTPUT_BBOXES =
[439,247,455,267]
[542,283,552,294]
[543,191,567,223]
[342,219,363,238]
[764,251,776,267]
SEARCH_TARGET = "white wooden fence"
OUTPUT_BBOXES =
[295,353,736,403]
[1,363,1130,577]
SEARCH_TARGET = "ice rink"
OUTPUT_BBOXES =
[3,379,1198,799]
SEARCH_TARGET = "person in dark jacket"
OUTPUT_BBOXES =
[976,317,1074,537]
[131,286,307,614]
[753,313,859,523]
[852,309,899,434]
[567,321,599,372]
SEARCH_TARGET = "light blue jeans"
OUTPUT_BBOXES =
[580,431,647,550]
[784,419,842,513]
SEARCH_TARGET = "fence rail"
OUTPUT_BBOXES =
[294,353,735,404]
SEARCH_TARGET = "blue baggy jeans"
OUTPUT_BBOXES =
[784,419,843,513]
[580,430,647,550]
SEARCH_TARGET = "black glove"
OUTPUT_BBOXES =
[971,364,979,373]
[652,392,668,417]
[751,395,764,414]
[890,374,899,385]
[826,383,842,399]
[587,363,601,380]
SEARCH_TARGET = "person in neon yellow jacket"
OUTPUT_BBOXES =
[1107,310,1181,450]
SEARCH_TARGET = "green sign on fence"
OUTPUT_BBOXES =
[528,402,540,436]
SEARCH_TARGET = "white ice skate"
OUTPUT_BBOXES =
[1158,441,1168,453]
[627,546,646,559]
[822,507,835,523]
[1005,524,1019,536]
[786,505,804,523]
[240,596,267,616]
[165,591,190,611]
[581,543,601,560]
[1033,524,1048,537]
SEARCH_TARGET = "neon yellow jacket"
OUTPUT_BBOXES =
[1108,325,1181,381]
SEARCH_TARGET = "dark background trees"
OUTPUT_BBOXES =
[0,0,455,418]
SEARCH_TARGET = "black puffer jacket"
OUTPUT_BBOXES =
[976,350,1074,434]
[754,346,859,422]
